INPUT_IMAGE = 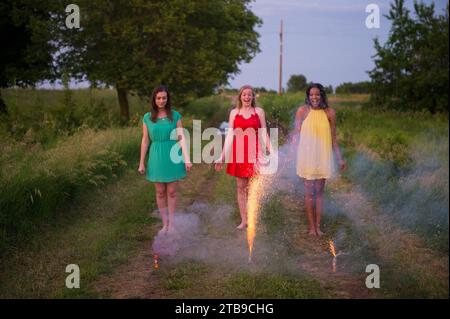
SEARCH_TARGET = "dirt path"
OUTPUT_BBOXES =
[91,164,221,298]
[89,163,390,298]
[254,163,379,299]
[3,161,445,298]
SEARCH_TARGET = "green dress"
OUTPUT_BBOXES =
[143,110,186,183]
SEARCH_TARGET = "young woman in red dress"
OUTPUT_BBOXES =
[215,85,269,229]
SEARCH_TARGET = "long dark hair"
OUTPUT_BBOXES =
[305,83,329,109]
[151,85,173,123]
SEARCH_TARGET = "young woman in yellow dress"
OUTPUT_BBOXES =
[293,83,346,236]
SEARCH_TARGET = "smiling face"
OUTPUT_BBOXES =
[309,87,321,108]
[155,91,168,109]
[239,88,254,108]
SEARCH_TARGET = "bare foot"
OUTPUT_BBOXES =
[158,226,168,235]
[308,229,317,236]
[316,229,324,236]
[236,223,247,230]
[167,226,176,234]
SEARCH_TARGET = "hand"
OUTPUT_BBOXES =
[290,135,298,146]
[138,163,145,175]
[339,159,346,171]
[214,156,224,171]
[214,157,224,171]
[185,162,193,172]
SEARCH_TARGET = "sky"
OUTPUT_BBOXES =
[228,0,449,90]
[42,0,448,91]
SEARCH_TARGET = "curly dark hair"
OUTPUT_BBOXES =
[305,83,329,109]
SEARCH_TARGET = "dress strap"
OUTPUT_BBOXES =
[237,107,256,118]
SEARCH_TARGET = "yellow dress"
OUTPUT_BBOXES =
[296,108,334,180]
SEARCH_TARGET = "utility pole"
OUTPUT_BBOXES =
[278,19,284,95]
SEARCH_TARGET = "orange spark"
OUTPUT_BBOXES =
[247,175,271,262]
[328,240,337,257]
[153,254,159,269]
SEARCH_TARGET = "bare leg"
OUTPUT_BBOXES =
[304,180,316,236]
[155,183,168,234]
[166,181,178,233]
[236,177,249,229]
[314,179,326,236]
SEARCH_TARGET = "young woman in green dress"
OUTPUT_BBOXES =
[138,86,192,234]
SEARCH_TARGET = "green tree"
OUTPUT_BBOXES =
[287,74,307,92]
[0,0,58,114]
[56,0,261,123]
[369,0,449,113]
[336,81,372,94]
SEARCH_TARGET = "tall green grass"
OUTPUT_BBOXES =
[258,92,303,129]
[0,127,141,254]
[338,110,449,252]
[1,88,149,146]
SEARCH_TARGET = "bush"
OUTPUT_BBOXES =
[184,95,231,127]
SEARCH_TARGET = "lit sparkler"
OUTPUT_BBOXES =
[328,240,337,257]
[246,142,277,262]
[153,254,159,269]
[247,174,273,262]
[328,240,347,272]
[247,176,263,262]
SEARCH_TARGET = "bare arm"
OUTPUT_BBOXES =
[327,108,346,171]
[218,109,237,163]
[256,107,271,153]
[291,105,307,145]
[215,109,236,170]
[138,123,150,174]
[176,119,192,171]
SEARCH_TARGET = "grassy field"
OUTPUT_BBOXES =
[0,88,448,298]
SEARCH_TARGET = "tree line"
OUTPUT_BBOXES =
[1,0,448,116]
[285,0,449,113]
[286,74,333,94]
[369,0,449,113]
[0,0,261,122]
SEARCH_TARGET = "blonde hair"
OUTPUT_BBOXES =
[237,85,256,109]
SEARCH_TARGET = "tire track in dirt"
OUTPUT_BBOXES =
[264,166,379,299]
[91,164,220,298]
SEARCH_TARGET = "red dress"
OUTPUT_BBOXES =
[226,109,261,178]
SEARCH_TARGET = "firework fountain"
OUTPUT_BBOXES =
[328,240,347,272]
[246,141,278,263]
[246,174,273,262]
